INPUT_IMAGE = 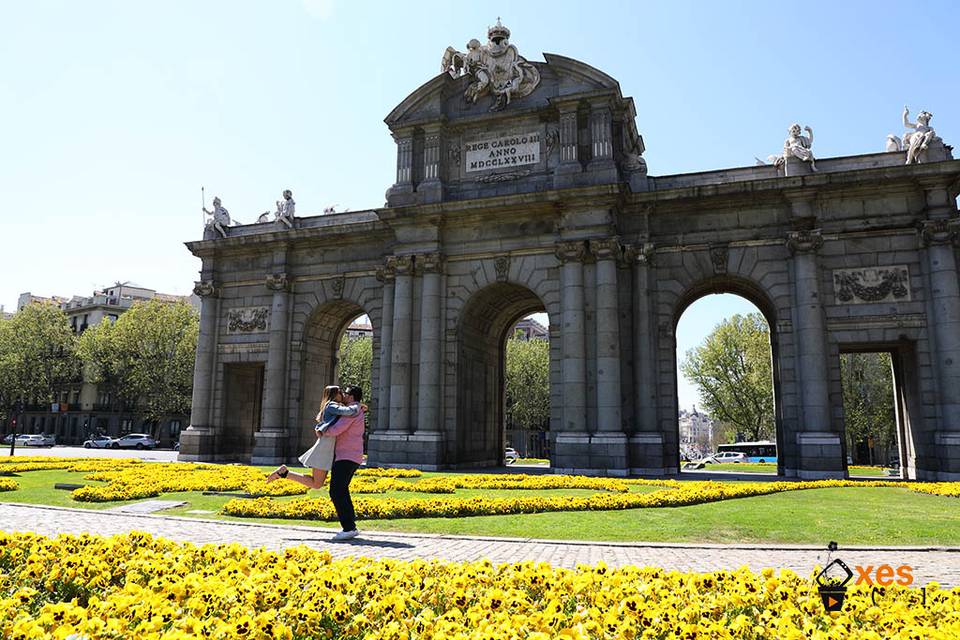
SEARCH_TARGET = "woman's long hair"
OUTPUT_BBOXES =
[318,385,341,419]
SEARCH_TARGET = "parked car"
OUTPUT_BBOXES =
[111,433,157,450]
[707,451,748,464]
[504,447,519,464]
[83,435,114,449]
[16,434,55,447]
[1,434,13,445]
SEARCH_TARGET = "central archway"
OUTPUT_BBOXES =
[456,282,550,467]
[672,277,786,476]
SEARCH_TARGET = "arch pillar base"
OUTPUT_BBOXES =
[553,432,629,476]
[628,433,674,476]
[177,428,218,462]
[367,432,445,468]
[794,432,846,479]
[251,431,288,466]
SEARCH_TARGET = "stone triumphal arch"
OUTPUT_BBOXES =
[182,22,960,480]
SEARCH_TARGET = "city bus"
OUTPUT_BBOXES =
[717,441,778,464]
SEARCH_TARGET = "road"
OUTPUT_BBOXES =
[2,445,179,462]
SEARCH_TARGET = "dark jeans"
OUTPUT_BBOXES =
[329,459,360,531]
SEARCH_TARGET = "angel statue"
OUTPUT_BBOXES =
[202,196,231,238]
[781,123,817,171]
[441,19,541,111]
[886,106,938,165]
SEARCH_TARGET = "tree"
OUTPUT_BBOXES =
[680,312,774,442]
[840,352,896,464]
[78,300,198,431]
[337,334,372,397]
[0,303,79,419]
[505,333,550,431]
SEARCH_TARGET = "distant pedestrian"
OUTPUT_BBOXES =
[320,384,365,540]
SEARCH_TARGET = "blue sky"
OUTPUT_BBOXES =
[2,0,958,411]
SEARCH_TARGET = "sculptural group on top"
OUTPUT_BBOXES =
[757,105,948,172]
[441,18,541,111]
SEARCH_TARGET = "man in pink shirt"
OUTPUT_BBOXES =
[320,384,365,540]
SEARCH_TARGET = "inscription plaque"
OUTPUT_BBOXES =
[465,131,541,173]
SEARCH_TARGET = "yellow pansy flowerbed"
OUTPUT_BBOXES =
[223,479,960,522]
[0,478,17,492]
[1,531,956,640]
[0,456,142,474]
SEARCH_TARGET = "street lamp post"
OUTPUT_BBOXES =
[8,398,23,456]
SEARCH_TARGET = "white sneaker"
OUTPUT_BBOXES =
[332,529,359,541]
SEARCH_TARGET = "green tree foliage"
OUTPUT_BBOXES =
[840,352,896,463]
[680,313,774,442]
[78,300,198,427]
[505,333,550,430]
[0,304,79,416]
[337,335,372,397]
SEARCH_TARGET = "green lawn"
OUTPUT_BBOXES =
[2,468,958,545]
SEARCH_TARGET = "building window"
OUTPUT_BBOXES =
[169,420,182,439]
[120,419,133,434]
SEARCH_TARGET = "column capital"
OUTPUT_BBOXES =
[589,237,622,262]
[623,242,655,267]
[918,218,960,247]
[387,254,414,275]
[265,272,290,292]
[376,262,396,283]
[193,280,219,298]
[786,229,824,255]
[555,240,587,263]
[416,252,444,275]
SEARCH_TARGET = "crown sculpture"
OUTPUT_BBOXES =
[441,18,541,111]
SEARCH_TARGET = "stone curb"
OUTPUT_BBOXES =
[3,501,958,554]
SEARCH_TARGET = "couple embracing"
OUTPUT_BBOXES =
[266,384,365,541]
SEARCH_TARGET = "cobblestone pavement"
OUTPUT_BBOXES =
[3,503,959,586]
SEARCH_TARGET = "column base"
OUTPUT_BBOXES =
[177,427,217,462]
[366,431,445,468]
[251,431,288,466]
[628,432,672,476]
[553,432,629,476]
[796,432,846,478]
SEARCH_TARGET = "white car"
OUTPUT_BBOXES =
[504,448,519,464]
[16,434,55,447]
[709,451,748,464]
[83,435,113,449]
[111,433,157,450]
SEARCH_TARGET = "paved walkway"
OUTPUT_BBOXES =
[2,502,959,586]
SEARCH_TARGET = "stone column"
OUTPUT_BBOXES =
[628,242,666,473]
[389,255,414,433]
[554,104,581,188]
[416,253,443,432]
[252,264,291,465]
[590,238,622,432]
[787,229,842,478]
[588,104,613,166]
[385,129,415,205]
[919,217,960,479]
[178,278,219,461]
[419,127,444,203]
[375,263,396,433]
[552,241,589,472]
